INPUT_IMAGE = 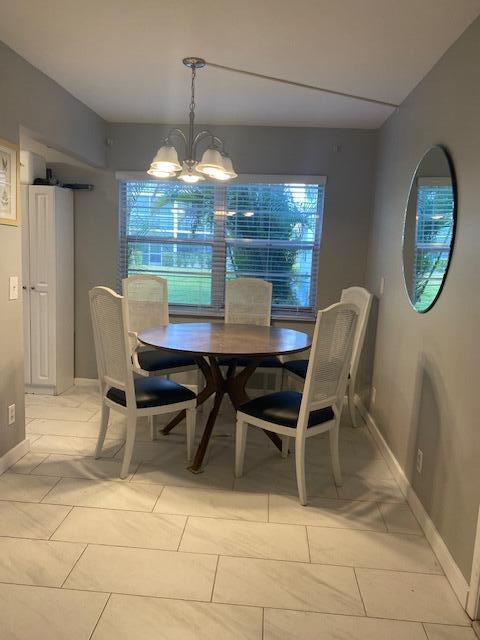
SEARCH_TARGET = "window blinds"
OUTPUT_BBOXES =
[413,181,454,307]
[119,178,325,316]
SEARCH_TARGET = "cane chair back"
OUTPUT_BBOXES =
[225,278,272,326]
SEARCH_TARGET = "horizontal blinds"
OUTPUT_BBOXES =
[413,182,454,306]
[119,178,324,316]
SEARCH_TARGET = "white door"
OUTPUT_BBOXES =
[21,186,31,385]
[29,188,55,387]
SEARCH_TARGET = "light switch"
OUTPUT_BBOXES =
[9,276,19,300]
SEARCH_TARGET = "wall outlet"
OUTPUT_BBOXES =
[9,276,19,300]
[416,448,423,474]
[371,386,377,405]
[8,403,15,426]
[379,276,385,295]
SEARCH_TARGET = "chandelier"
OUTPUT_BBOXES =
[147,57,237,183]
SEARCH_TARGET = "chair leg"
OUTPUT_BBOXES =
[149,415,157,441]
[235,419,248,478]
[295,436,307,505]
[281,436,290,458]
[186,407,196,463]
[348,381,359,428]
[329,421,343,487]
[121,413,137,480]
[95,403,110,459]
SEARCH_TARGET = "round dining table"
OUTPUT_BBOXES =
[138,322,311,473]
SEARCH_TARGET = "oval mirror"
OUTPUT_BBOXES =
[402,146,456,313]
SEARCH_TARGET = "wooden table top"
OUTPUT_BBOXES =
[138,322,311,357]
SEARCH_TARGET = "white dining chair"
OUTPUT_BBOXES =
[90,286,197,479]
[123,275,202,438]
[235,302,358,505]
[284,286,372,427]
[220,277,284,392]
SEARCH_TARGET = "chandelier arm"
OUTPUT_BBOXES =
[166,127,188,148]
[192,131,226,158]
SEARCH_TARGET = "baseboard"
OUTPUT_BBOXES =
[25,385,55,396]
[354,394,470,610]
[74,378,98,386]
[0,439,30,475]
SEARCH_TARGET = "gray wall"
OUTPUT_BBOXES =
[60,124,377,380]
[365,16,480,581]
[0,41,106,457]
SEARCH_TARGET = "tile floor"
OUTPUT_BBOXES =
[0,381,474,639]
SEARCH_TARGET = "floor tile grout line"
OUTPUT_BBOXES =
[209,555,220,603]
[48,505,74,540]
[0,577,470,625]
[88,592,112,640]
[27,453,52,475]
[60,543,90,588]
[176,515,190,551]
[0,533,443,574]
[0,496,422,533]
[150,485,166,511]
[37,475,64,503]
[353,567,368,617]
[305,526,312,563]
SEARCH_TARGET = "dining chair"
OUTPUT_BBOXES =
[219,277,284,391]
[235,302,358,505]
[89,286,197,479]
[122,274,201,438]
[284,286,372,427]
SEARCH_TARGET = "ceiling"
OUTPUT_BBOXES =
[1,0,479,129]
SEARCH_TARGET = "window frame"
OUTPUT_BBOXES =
[117,173,326,319]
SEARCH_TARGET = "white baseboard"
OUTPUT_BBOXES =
[355,394,470,610]
[74,378,98,386]
[0,439,30,475]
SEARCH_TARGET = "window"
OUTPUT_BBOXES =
[412,179,454,309]
[119,176,325,316]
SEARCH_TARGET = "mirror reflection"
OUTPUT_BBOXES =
[403,146,456,313]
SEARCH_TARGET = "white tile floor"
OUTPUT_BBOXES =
[0,381,474,639]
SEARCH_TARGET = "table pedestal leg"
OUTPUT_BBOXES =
[188,356,226,473]
[162,355,283,472]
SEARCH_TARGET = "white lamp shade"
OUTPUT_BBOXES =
[196,148,225,176]
[149,145,182,173]
[147,167,175,178]
[177,163,205,183]
[220,155,238,179]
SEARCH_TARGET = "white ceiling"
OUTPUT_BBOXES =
[1,0,479,128]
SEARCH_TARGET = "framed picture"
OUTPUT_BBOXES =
[0,138,19,226]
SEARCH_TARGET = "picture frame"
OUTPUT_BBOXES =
[0,138,19,226]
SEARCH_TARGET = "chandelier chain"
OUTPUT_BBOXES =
[190,65,196,117]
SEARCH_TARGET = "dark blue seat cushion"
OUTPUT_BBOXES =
[137,349,196,373]
[284,359,308,379]
[217,355,283,369]
[107,376,196,409]
[238,391,334,428]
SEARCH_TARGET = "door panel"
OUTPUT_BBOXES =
[29,188,55,386]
